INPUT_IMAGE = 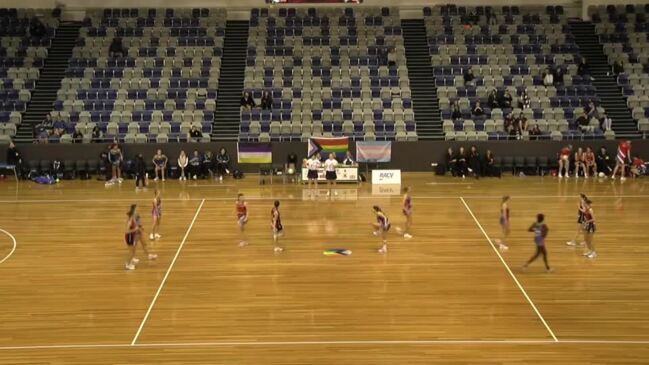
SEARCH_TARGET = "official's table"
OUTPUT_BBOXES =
[301,167,358,183]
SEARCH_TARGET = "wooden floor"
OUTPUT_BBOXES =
[1,173,649,364]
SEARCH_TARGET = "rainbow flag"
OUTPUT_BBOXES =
[308,137,349,158]
[237,143,272,164]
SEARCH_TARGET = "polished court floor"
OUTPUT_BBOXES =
[0,173,649,364]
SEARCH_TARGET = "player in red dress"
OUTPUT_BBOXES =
[236,193,249,247]
[574,147,586,179]
[495,195,510,251]
[271,200,284,253]
[558,145,572,178]
[612,140,632,181]
[584,147,596,178]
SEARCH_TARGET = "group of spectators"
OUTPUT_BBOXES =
[241,91,273,111]
[442,146,501,178]
[33,115,102,144]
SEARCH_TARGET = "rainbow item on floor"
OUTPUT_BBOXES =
[323,248,352,256]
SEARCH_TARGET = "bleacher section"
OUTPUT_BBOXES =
[592,4,649,136]
[0,8,58,142]
[53,8,226,143]
[425,5,608,141]
[241,7,416,142]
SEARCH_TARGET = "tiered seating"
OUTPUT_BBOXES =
[1,8,58,140]
[242,7,416,142]
[593,4,649,135]
[55,7,226,143]
[425,5,604,141]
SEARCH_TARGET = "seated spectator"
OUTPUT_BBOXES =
[518,90,530,109]
[444,147,457,176]
[42,114,53,131]
[584,100,599,120]
[631,155,646,178]
[498,90,512,109]
[215,147,230,180]
[529,124,542,139]
[91,125,102,142]
[178,150,189,180]
[37,128,49,144]
[504,112,514,132]
[471,101,484,117]
[553,66,564,85]
[613,60,624,76]
[467,145,481,178]
[343,151,355,166]
[260,91,273,110]
[240,92,255,110]
[387,47,397,68]
[483,149,499,177]
[463,69,475,87]
[596,146,612,175]
[109,37,125,58]
[72,129,83,143]
[515,112,528,133]
[52,119,66,137]
[578,57,592,80]
[451,101,462,120]
[189,150,202,180]
[29,18,46,37]
[576,112,592,133]
[600,113,612,132]
[456,146,468,178]
[542,69,554,86]
[487,89,498,108]
[202,150,214,178]
[189,125,202,142]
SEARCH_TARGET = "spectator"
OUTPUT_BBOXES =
[600,113,612,132]
[72,129,83,143]
[178,150,189,180]
[518,90,530,109]
[467,145,481,178]
[552,66,564,86]
[6,142,22,173]
[576,112,592,133]
[202,150,214,178]
[444,147,457,176]
[189,150,202,180]
[596,146,613,175]
[483,149,499,177]
[240,91,255,110]
[52,119,66,137]
[189,125,202,142]
[451,101,462,120]
[612,140,632,180]
[584,100,599,120]
[463,69,475,87]
[260,90,273,110]
[577,57,592,80]
[41,114,53,131]
[501,90,513,109]
[516,112,528,133]
[630,155,646,178]
[529,124,542,139]
[91,125,102,142]
[109,37,125,58]
[29,18,47,37]
[542,68,554,86]
[471,100,484,117]
[343,151,355,166]
[456,146,468,178]
[286,152,299,176]
[487,89,498,108]
[215,147,231,180]
[387,47,397,68]
[378,47,388,66]
[134,153,146,190]
[613,60,624,76]
[37,128,49,144]
[504,112,514,133]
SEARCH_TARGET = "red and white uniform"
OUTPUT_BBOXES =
[560,147,571,160]
[236,201,248,224]
[402,195,412,216]
[617,141,631,164]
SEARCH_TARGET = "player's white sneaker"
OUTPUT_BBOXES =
[583,251,592,257]
[239,241,248,247]
[125,263,135,270]
[149,233,154,240]
[118,178,124,184]
[162,178,165,182]
[148,254,158,260]
[378,247,387,254]
[372,231,379,236]
[274,247,284,253]
[154,233,161,239]
[558,174,563,178]
[154,177,159,182]
[131,258,140,264]
[404,233,413,239]
[566,240,577,246]
[587,251,598,259]
[621,177,627,182]
[499,244,509,251]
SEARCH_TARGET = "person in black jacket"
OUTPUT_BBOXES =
[596,146,612,175]
[445,147,457,176]
[134,153,147,190]
[467,145,482,178]
[189,150,202,180]
[456,146,468,178]
[216,147,231,180]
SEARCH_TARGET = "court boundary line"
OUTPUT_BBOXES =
[0,228,17,264]
[459,197,559,342]
[130,198,206,345]
[4,339,649,351]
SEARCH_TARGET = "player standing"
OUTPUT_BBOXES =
[236,193,249,247]
[523,213,552,272]
[401,186,413,239]
[152,149,168,182]
[558,145,572,178]
[149,189,162,241]
[271,200,284,253]
[566,193,587,247]
[495,195,510,251]
[124,204,157,270]
[582,198,597,259]
[324,153,339,197]
[306,154,321,194]
[612,140,632,181]
[372,206,391,254]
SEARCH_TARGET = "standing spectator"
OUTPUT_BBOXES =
[518,90,530,109]
[189,125,202,142]
[612,60,624,76]
[178,150,188,180]
[600,113,612,132]
[134,153,147,190]
[463,69,475,87]
[109,37,125,58]
[451,101,462,120]
[260,90,273,110]
[6,141,22,175]
[467,145,481,178]
[543,68,554,86]
[216,147,231,180]
[471,100,484,117]
[240,91,255,110]
[596,146,612,175]
[189,150,202,180]
[488,89,498,108]
[387,47,397,68]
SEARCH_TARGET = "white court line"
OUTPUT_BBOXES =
[130,198,206,345]
[459,197,559,343]
[4,339,649,351]
[0,228,17,264]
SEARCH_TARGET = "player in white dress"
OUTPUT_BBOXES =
[324,153,339,196]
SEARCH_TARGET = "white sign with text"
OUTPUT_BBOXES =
[371,169,401,185]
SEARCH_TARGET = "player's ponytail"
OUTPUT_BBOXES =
[127,204,137,217]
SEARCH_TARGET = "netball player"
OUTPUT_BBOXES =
[124,204,157,270]
[566,193,587,247]
[236,193,249,247]
[582,198,597,259]
[495,195,510,251]
[371,206,391,254]
[149,189,162,241]
[522,213,552,272]
[306,154,321,193]
[271,200,284,253]
[401,186,413,239]
[612,140,632,181]
[324,153,339,196]
[574,147,586,179]
[584,147,596,178]
[558,145,572,178]
[152,149,168,182]
[108,143,123,184]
